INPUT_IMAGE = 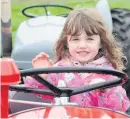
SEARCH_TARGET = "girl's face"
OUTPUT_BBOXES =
[67,31,101,64]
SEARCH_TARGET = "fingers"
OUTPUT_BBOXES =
[36,52,49,60]
[32,52,54,67]
[39,52,49,58]
[32,52,49,63]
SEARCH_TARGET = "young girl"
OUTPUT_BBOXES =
[25,8,130,112]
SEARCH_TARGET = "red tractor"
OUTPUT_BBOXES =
[1,0,130,118]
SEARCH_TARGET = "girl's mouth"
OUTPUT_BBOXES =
[77,51,88,56]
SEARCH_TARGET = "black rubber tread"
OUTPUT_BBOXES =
[111,8,130,98]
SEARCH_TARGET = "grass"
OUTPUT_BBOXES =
[11,0,130,43]
[108,0,130,9]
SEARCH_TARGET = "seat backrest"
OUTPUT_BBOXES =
[11,16,66,69]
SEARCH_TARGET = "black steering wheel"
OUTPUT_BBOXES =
[13,67,127,97]
[22,4,73,18]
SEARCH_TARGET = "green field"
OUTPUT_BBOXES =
[11,0,130,42]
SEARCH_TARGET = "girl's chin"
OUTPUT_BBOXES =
[78,60,89,64]
[78,58,94,64]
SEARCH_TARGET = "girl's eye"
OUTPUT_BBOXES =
[72,38,79,41]
[87,38,94,41]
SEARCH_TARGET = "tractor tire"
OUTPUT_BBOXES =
[111,8,130,98]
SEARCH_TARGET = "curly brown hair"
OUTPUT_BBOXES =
[54,8,126,72]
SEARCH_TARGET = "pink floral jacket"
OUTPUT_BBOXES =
[25,56,130,112]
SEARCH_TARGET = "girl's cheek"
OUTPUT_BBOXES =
[90,47,99,53]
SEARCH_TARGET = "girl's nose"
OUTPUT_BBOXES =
[78,40,87,48]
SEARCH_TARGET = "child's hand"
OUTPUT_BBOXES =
[32,52,54,79]
[32,52,53,68]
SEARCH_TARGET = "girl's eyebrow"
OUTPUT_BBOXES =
[71,35,81,38]
[71,35,98,39]
[71,36,79,39]
[71,35,78,38]
[88,35,98,38]
[88,36,94,38]
[71,35,92,39]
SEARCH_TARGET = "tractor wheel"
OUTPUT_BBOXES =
[111,8,130,98]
